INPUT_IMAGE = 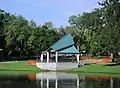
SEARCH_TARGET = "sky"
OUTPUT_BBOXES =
[0,0,101,27]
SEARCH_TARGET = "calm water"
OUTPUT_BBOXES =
[0,72,120,88]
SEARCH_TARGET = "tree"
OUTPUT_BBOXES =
[42,21,53,30]
[29,20,37,28]
[4,15,29,56]
[68,9,103,53]
[57,26,66,38]
[98,0,120,61]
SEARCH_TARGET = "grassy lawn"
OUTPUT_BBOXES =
[0,61,40,75]
[70,63,120,74]
[0,61,120,77]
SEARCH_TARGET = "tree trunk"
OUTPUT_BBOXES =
[8,50,12,55]
[110,53,114,62]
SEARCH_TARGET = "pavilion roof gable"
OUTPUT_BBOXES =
[50,33,74,51]
[48,33,79,54]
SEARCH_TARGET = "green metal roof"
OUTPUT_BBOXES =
[49,33,79,54]
[50,33,74,51]
[59,45,79,54]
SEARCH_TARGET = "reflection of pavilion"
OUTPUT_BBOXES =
[36,72,85,88]
[35,72,117,88]
[36,34,80,70]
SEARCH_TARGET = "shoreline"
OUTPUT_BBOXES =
[0,70,120,78]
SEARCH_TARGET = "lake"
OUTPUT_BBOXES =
[0,72,120,88]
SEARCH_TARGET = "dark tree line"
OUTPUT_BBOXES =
[0,10,59,58]
[65,0,120,61]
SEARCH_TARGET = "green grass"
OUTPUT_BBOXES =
[65,63,120,77]
[70,64,120,74]
[0,61,120,77]
[0,61,40,75]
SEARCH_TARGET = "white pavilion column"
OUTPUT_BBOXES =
[55,52,58,63]
[77,54,80,63]
[46,79,49,88]
[55,79,58,88]
[40,53,43,63]
[47,52,49,63]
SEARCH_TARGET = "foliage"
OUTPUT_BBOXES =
[66,0,120,57]
[1,0,120,58]
[67,9,103,53]
[0,9,58,57]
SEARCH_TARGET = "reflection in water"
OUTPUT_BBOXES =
[0,72,120,88]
